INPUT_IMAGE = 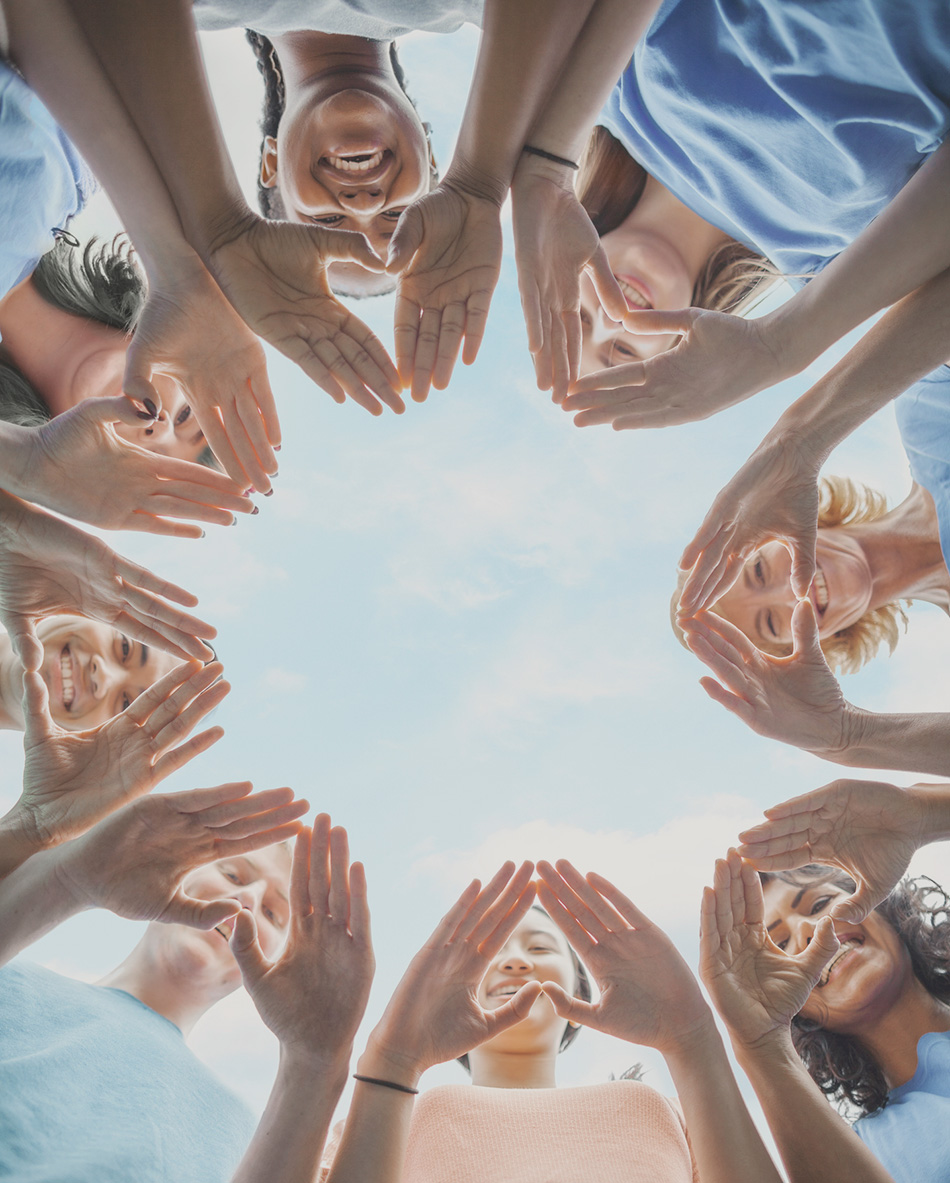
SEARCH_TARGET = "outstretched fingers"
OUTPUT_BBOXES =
[467,861,537,956]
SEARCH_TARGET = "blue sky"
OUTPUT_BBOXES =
[3,21,950,1145]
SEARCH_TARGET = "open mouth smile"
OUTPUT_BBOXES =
[811,567,829,616]
[817,936,862,986]
[614,274,654,311]
[60,646,76,711]
[319,149,392,184]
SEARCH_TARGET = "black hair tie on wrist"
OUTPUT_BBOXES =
[352,1074,419,1096]
[51,227,80,247]
[522,144,579,171]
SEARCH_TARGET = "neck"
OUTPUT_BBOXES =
[271,31,390,93]
[627,174,732,280]
[96,939,227,1038]
[0,279,116,416]
[854,976,950,1090]
[0,632,24,730]
[467,1048,558,1090]
[850,485,950,610]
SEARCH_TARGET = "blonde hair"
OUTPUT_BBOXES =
[576,125,776,315]
[671,476,910,675]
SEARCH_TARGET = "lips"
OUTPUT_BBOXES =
[817,936,862,987]
[319,148,393,185]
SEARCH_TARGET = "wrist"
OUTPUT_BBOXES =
[0,423,42,502]
[658,1009,720,1064]
[279,1042,352,1084]
[512,150,576,193]
[0,808,45,877]
[358,1041,424,1092]
[908,782,950,844]
[759,297,830,380]
[442,155,507,208]
[732,1023,797,1068]
[188,197,258,269]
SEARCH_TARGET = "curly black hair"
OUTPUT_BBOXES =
[244,31,438,223]
[761,866,950,1118]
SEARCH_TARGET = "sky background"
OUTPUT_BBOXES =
[3,20,950,1162]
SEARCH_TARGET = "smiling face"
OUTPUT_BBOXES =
[112,373,210,465]
[475,909,580,1056]
[578,222,693,375]
[262,78,431,296]
[763,876,913,1035]
[31,616,180,730]
[713,529,874,648]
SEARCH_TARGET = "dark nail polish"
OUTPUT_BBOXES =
[264,489,274,497]
[143,398,158,418]
[274,445,282,453]
[136,410,153,421]
[251,505,260,515]
[200,530,206,539]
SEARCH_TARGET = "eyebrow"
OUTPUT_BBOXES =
[767,888,806,932]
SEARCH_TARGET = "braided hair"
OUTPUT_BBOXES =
[244,31,438,222]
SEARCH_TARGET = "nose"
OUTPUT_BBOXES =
[786,916,818,957]
[136,409,177,449]
[89,652,123,701]
[497,946,532,974]
[231,881,266,912]
[336,187,386,214]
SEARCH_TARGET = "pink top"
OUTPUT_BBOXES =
[323,1081,700,1183]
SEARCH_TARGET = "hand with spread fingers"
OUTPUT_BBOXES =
[700,851,839,1052]
[57,781,308,929]
[388,181,503,403]
[230,817,375,1062]
[535,860,711,1054]
[0,491,216,673]
[562,306,787,429]
[5,660,229,863]
[681,602,851,756]
[123,256,280,495]
[12,396,256,539]
[359,860,540,1087]
[738,780,939,924]
[511,156,626,404]
[676,433,823,617]
[207,215,403,417]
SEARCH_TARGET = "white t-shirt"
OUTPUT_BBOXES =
[192,0,482,38]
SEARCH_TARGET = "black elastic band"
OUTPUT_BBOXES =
[353,1074,419,1096]
[51,227,79,247]
[522,144,579,171]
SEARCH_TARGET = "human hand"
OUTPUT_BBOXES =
[58,780,307,928]
[388,180,503,402]
[231,816,375,1063]
[738,780,929,923]
[9,659,228,853]
[562,307,786,429]
[124,256,279,494]
[207,214,403,416]
[18,396,255,538]
[677,433,822,616]
[0,492,216,671]
[700,850,838,1052]
[681,602,852,756]
[360,861,540,1086]
[511,157,626,403]
[536,860,711,1055]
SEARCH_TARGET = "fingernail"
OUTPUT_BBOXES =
[136,410,153,421]
[274,445,282,453]
[144,398,158,418]
[251,505,260,515]
[200,530,206,539]
[264,489,274,497]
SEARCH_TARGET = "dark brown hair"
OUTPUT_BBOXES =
[576,125,774,314]
[761,866,950,1117]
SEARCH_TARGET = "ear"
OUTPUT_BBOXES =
[260,136,279,189]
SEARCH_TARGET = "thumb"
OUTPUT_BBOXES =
[21,669,55,739]
[622,307,697,336]
[82,394,154,429]
[228,907,270,988]
[164,891,240,930]
[317,227,386,273]
[790,598,822,659]
[789,542,817,601]
[540,980,591,1026]
[797,917,839,981]
[387,204,424,274]
[586,246,627,325]
[831,887,877,926]
[7,616,43,673]
[483,980,545,1037]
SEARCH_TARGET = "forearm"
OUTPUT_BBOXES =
[323,1048,419,1183]
[0,843,86,965]
[231,1050,350,1183]
[62,0,247,259]
[448,0,596,201]
[831,709,950,777]
[662,1021,782,1183]
[3,0,202,282]
[735,1034,895,1183]
[521,0,661,164]
[765,140,950,372]
[768,264,950,463]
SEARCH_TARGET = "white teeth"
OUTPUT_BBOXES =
[615,279,652,310]
[60,649,75,710]
[326,151,384,173]
[812,568,829,613]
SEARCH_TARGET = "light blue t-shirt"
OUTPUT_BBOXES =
[895,370,950,574]
[600,0,950,279]
[0,961,257,1183]
[0,62,94,300]
[192,0,482,38]
[853,1029,950,1183]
